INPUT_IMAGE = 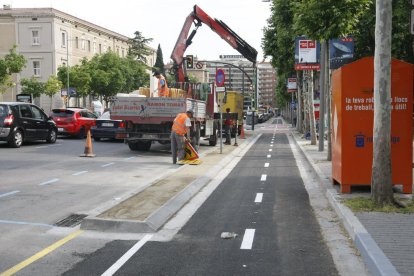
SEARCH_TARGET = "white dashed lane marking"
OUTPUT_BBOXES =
[267,155,271,158]
[39,178,59,186]
[101,162,115,168]
[254,193,263,203]
[240,229,255,250]
[0,190,20,199]
[72,171,88,176]
[269,149,272,152]
[264,163,269,168]
[260,174,267,181]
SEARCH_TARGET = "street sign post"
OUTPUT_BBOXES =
[215,69,225,87]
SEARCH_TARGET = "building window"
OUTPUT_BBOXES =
[61,32,66,47]
[121,48,124,57]
[32,30,40,45]
[81,35,86,50]
[33,61,41,76]
[88,40,91,52]
[75,37,79,48]
[93,41,97,53]
[99,44,102,54]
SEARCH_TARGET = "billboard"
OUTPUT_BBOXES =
[295,36,320,70]
[329,37,354,70]
[287,78,297,92]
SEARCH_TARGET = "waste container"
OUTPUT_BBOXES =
[246,111,258,125]
[331,57,413,193]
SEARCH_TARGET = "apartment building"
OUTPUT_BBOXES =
[257,62,277,108]
[0,5,155,110]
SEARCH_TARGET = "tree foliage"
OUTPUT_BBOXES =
[154,44,165,75]
[127,31,154,64]
[0,46,26,93]
[44,75,62,98]
[20,77,45,98]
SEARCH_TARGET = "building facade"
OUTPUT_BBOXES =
[0,5,155,110]
[257,62,277,108]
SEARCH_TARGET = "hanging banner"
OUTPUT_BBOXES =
[295,36,320,70]
[329,37,354,70]
[287,78,297,92]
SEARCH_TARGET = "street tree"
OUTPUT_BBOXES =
[293,0,370,149]
[128,31,153,64]
[154,44,165,75]
[44,75,62,111]
[0,46,26,93]
[20,76,45,98]
[371,0,394,206]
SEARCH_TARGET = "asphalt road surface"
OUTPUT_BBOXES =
[62,132,338,276]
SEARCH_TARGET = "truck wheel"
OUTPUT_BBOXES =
[209,130,217,146]
[137,141,152,151]
[191,125,201,151]
[128,141,139,151]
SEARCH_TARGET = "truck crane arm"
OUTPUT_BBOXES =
[171,5,258,82]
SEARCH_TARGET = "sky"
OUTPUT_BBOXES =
[2,0,272,63]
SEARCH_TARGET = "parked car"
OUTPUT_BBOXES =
[0,102,58,148]
[50,107,97,138]
[91,111,126,141]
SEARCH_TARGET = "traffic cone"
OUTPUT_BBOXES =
[240,125,245,139]
[80,127,96,157]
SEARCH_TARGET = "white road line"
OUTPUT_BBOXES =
[267,154,271,158]
[39,178,59,186]
[240,229,255,250]
[270,144,273,147]
[254,193,263,203]
[0,190,20,198]
[264,163,269,168]
[72,171,88,176]
[101,162,114,168]
[260,174,267,181]
[101,234,153,276]
[124,157,136,161]
[269,149,272,152]
[35,146,48,149]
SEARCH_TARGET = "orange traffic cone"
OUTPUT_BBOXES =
[240,124,245,139]
[80,127,96,157]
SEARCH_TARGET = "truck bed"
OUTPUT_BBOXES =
[110,96,206,124]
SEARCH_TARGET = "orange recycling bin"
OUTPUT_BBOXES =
[331,57,413,193]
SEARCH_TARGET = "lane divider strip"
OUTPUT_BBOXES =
[101,234,153,276]
[0,190,20,199]
[254,193,263,203]
[240,229,255,250]
[38,178,59,186]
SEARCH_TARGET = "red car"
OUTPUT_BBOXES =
[50,108,97,138]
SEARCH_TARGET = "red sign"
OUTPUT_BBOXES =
[295,64,320,70]
[215,69,225,87]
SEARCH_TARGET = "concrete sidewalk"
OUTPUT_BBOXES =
[292,129,413,276]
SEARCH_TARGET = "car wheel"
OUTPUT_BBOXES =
[47,129,57,143]
[8,129,23,148]
[77,127,86,139]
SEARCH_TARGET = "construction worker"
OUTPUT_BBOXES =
[171,110,193,164]
[224,108,232,145]
[153,70,170,97]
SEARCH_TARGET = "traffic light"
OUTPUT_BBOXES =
[186,55,194,69]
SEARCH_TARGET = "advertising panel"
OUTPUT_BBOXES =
[294,36,320,70]
[329,37,354,70]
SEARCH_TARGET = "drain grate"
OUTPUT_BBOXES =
[54,214,88,227]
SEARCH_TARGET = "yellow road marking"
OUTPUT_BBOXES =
[0,230,83,276]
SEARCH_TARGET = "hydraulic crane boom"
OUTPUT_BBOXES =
[171,5,258,82]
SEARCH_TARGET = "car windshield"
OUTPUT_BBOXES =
[98,111,110,120]
[51,109,75,117]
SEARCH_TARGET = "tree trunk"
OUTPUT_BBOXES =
[318,41,326,151]
[371,0,394,206]
[296,71,303,132]
[308,71,317,145]
[326,70,332,161]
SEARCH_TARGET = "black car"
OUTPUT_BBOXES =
[90,111,126,141]
[0,102,58,148]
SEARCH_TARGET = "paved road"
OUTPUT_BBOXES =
[63,132,338,275]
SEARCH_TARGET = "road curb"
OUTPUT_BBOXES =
[81,133,260,233]
[290,131,399,276]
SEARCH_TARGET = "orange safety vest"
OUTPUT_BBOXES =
[158,75,170,97]
[172,113,189,136]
